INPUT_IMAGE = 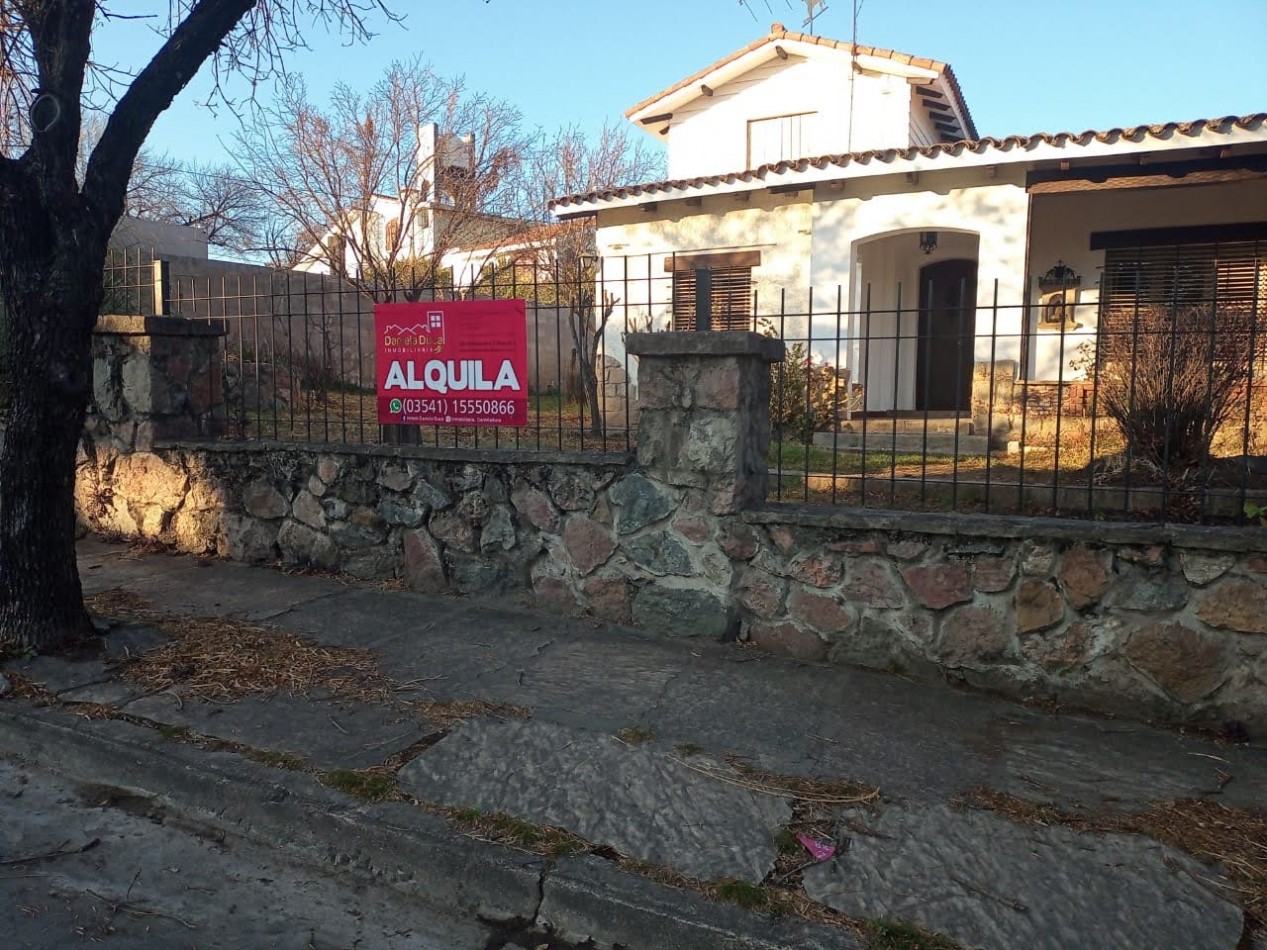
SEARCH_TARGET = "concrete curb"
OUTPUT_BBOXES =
[0,702,857,950]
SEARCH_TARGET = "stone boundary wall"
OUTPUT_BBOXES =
[76,441,748,639]
[733,508,1267,736]
[77,321,1267,737]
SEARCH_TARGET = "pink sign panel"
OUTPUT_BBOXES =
[375,299,528,427]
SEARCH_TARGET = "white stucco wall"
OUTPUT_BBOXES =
[808,169,1031,408]
[1026,179,1267,380]
[666,55,912,180]
[594,192,813,373]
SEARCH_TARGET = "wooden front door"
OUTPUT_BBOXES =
[916,259,977,411]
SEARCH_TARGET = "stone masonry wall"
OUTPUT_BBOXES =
[76,442,753,639]
[735,509,1267,735]
[77,322,1267,737]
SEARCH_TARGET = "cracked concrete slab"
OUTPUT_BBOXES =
[122,693,438,769]
[3,655,117,696]
[803,803,1244,950]
[82,551,339,621]
[398,718,790,884]
[483,639,691,731]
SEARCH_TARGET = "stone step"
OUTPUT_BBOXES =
[812,430,990,457]
[842,416,975,435]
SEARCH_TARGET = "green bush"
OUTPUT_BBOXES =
[770,341,842,443]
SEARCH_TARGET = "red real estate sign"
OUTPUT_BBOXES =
[375,299,528,427]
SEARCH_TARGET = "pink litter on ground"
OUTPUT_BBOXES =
[795,833,836,862]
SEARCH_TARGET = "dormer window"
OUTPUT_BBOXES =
[747,112,816,168]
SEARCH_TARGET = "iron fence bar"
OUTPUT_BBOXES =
[1238,243,1262,521]
[984,280,999,515]
[860,283,873,508]
[831,285,844,506]
[950,276,967,513]
[1159,254,1185,518]
[918,280,933,509]
[1199,280,1220,521]
[802,285,814,503]
[1050,275,1070,514]
[775,287,787,502]
[1085,281,1102,516]
[889,286,902,511]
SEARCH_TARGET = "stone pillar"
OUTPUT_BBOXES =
[88,315,227,452]
[626,331,785,515]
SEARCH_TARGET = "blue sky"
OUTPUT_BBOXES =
[96,0,1266,170]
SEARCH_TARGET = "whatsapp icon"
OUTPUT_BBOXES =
[389,398,403,413]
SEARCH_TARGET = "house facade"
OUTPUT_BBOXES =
[551,23,1267,426]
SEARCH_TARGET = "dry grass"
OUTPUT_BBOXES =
[241,391,633,454]
[961,788,1267,934]
[87,588,394,704]
[87,591,537,733]
[321,767,400,803]
[448,806,588,858]
[670,755,880,806]
[409,697,531,728]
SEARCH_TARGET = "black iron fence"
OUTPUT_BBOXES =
[94,250,1267,524]
[139,253,637,454]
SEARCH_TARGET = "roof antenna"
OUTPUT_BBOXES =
[847,0,860,151]
[803,0,827,34]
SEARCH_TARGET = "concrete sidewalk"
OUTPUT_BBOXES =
[3,538,1265,949]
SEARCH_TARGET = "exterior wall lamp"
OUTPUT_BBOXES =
[919,231,938,255]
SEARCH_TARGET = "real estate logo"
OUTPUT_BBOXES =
[382,310,446,353]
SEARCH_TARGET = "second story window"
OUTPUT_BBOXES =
[748,112,815,168]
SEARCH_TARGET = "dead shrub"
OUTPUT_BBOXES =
[1076,305,1258,471]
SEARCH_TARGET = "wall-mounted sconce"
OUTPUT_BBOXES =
[918,231,938,255]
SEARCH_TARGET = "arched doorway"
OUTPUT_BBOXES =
[916,258,976,411]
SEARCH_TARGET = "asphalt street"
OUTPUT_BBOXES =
[0,757,497,950]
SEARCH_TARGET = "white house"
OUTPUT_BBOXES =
[440,221,587,290]
[296,123,526,284]
[551,23,1267,424]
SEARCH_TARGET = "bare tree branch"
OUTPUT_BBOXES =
[237,58,531,298]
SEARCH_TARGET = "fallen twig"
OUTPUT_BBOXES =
[1,838,100,866]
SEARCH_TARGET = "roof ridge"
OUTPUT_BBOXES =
[623,27,956,121]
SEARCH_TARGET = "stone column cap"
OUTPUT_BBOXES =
[626,331,785,363]
[96,315,227,337]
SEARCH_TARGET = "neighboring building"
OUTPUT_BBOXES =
[551,22,1267,419]
[111,216,210,259]
[296,123,527,284]
[441,221,591,289]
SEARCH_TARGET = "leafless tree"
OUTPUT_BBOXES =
[520,124,662,434]
[0,0,401,650]
[81,120,268,253]
[236,59,530,301]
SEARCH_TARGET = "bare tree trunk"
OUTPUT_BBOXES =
[0,245,100,648]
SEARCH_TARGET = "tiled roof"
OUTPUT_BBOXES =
[460,221,581,253]
[625,24,975,139]
[551,113,1267,210]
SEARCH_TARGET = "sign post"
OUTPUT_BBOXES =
[375,300,529,428]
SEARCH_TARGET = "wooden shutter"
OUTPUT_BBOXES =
[1100,239,1267,363]
[672,267,754,331]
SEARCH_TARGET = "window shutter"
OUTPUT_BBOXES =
[672,266,754,331]
[1100,239,1267,363]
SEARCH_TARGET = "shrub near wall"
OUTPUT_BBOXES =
[735,509,1267,734]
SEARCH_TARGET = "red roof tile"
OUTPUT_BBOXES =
[551,114,1267,210]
